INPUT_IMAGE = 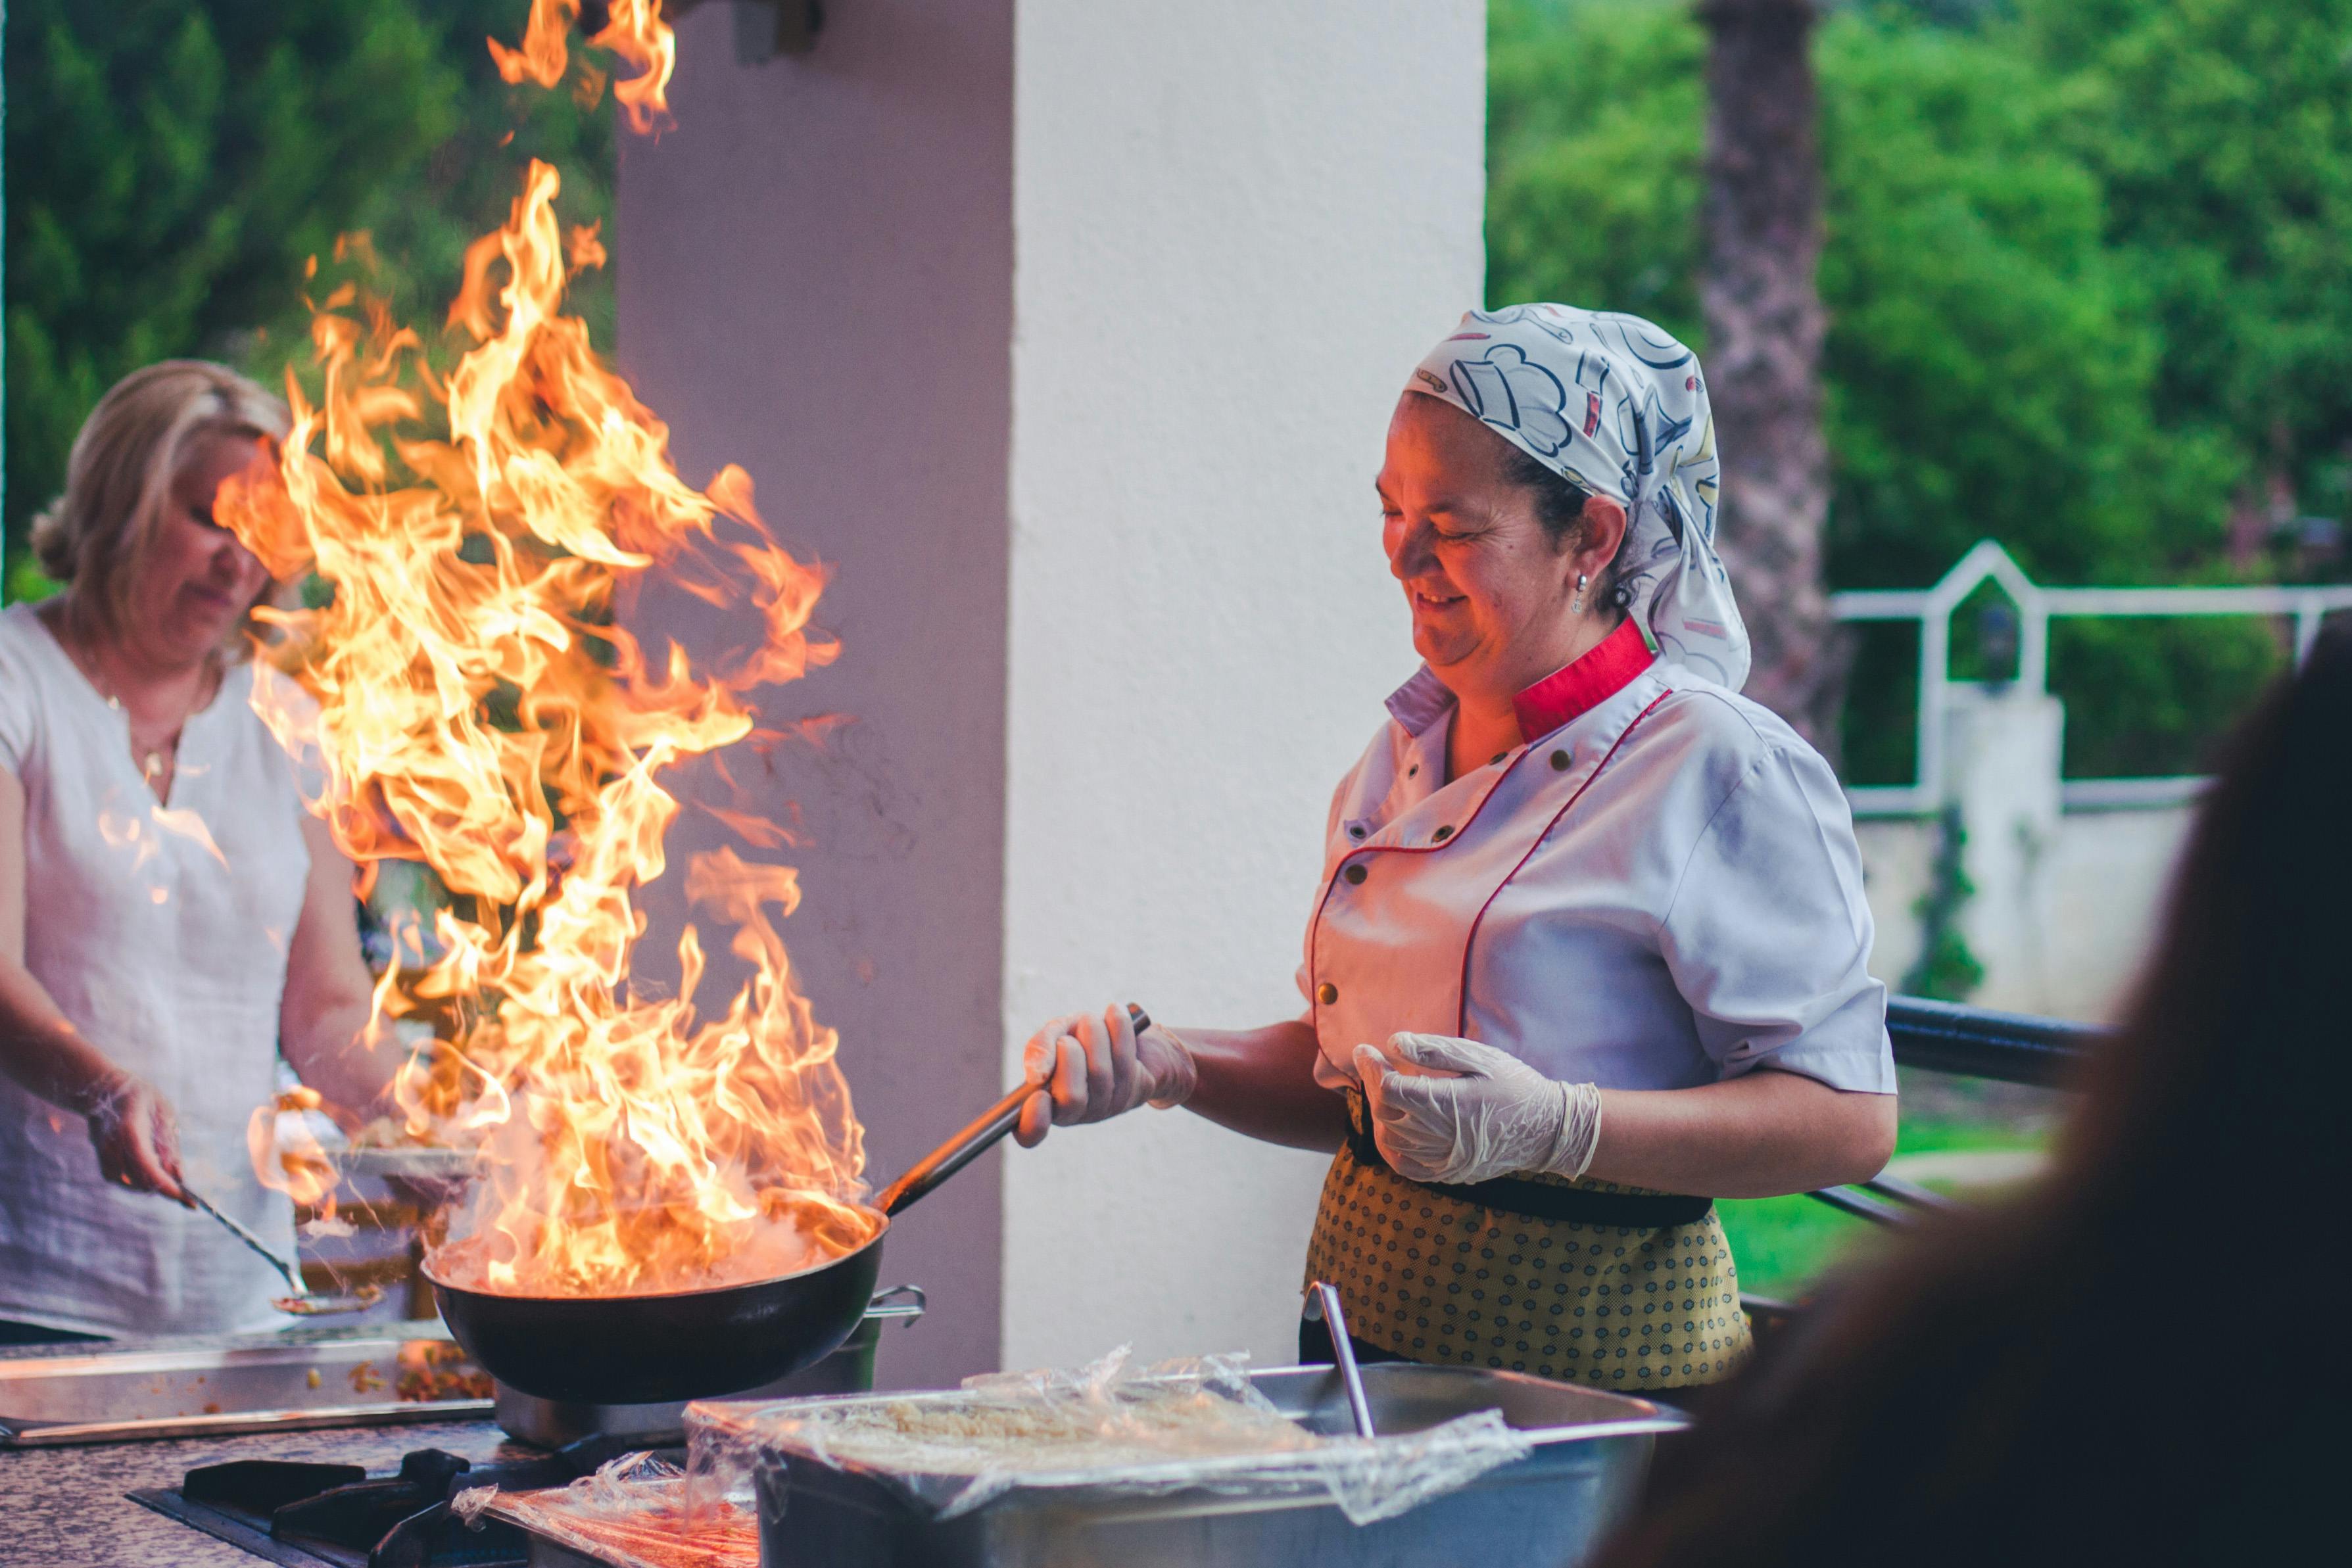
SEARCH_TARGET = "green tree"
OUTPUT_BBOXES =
[1487,0,2291,784]
[1815,11,2236,592]
[1489,1,2232,592]
[2015,0,2352,579]
[1488,0,1705,339]
[5,0,619,596]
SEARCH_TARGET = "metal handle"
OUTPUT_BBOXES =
[1304,1279,1376,1439]
[183,1187,305,1295]
[874,1005,1152,1218]
[867,1283,927,1323]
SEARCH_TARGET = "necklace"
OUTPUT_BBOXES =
[51,619,215,790]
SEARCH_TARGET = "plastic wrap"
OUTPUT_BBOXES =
[465,1452,760,1568]
[687,1345,1533,1527]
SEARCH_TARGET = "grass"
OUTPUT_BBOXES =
[1722,1071,2062,1299]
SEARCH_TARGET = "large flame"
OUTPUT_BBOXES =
[224,3,880,1297]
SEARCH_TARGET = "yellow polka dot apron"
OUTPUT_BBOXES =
[1299,677,1751,1392]
[1304,1093,1750,1391]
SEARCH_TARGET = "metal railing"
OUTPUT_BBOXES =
[1831,540,2352,818]
[1802,995,2103,1225]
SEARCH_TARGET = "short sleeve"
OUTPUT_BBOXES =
[1658,744,1895,1093]
[0,632,40,776]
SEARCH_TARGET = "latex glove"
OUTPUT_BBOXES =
[83,1073,188,1202]
[1353,1032,1600,1187]
[1015,1004,1197,1147]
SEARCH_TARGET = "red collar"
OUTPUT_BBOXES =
[1511,618,1654,743]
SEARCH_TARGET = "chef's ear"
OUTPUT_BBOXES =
[1574,494,1628,580]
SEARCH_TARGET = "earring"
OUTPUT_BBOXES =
[1572,573,1589,614]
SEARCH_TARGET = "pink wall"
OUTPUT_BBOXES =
[615,0,1015,1388]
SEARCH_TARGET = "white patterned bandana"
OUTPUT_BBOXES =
[1406,304,1750,690]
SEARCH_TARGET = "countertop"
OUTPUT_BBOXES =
[0,1327,519,1567]
[1,1413,518,1567]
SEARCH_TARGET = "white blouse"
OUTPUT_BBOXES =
[0,602,311,1336]
[1301,620,1893,1098]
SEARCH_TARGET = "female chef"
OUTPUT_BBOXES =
[1015,305,1896,1395]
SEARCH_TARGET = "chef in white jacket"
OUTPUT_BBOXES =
[1017,306,1895,1396]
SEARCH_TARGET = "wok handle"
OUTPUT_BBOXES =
[876,1005,1151,1218]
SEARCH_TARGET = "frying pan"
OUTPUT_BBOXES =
[427,1006,1149,1405]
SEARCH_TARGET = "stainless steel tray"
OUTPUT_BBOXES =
[721,1362,1685,1568]
[0,1329,492,1446]
[335,1144,476,1182]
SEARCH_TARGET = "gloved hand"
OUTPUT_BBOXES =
[1353,1032,1601,1187]
[1014,1004,1197,1147]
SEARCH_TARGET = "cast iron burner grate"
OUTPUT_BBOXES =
[128,1437,664,1567]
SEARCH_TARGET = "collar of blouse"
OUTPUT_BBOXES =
[1386,616,1656,751]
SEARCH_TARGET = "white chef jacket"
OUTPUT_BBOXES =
[1303,618,1892,1097]
[0,602,310,1337]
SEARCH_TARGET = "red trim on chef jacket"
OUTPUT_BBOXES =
[1510,616,1654,744]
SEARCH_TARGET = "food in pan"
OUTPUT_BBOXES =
[785,1382,1325,1476]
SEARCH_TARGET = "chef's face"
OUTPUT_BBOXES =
[122,431,277,668]
[1379,394,1582,688]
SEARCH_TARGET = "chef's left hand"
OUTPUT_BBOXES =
[1353,1032,1598,1186]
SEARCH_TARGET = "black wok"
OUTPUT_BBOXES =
[427,1006,1147,1405]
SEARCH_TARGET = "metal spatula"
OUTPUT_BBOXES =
[183,1187,383,1316]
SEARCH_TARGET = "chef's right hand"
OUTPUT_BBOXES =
[1015,1004,1198,1147]
[84,1073,188,1203]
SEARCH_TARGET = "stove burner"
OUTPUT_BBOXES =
[130,1437,661,1567]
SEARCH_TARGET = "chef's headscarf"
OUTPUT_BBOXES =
[1405,304,1750,690]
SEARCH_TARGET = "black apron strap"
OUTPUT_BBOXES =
[1343,1095,1714,1229]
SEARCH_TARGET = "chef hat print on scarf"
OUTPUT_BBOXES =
[1406,304,1750,690]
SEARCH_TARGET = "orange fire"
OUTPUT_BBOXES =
[224,2,880,1297]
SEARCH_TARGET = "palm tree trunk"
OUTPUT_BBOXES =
[1699,0,1840,755]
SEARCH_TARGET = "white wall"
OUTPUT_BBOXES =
[2042,805,2191,1021]
[1001,0,1489,1370]
[1855,806,2194,1025]
[617,0,1019,1388]
[1856,817,1933,991]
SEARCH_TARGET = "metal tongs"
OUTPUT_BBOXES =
[1305,1279,1378,1439]
[183,1187,383,1316]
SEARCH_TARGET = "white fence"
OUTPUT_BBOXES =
[1833,539,2352,817]
[1832,542,2352,1020]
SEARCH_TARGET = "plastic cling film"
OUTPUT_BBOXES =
[480,1452,760,1568]
[684,1346,1533,1527]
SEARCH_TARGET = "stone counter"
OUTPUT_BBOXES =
[1,1328,512,1567]
[2,1415,517,1567]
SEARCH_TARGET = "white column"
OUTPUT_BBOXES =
[1001,0,1489,1369]
[1941,684,2066,1014]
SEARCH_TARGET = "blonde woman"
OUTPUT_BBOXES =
[0,362,389,1339]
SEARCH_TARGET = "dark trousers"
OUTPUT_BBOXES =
[1297,1315,1411,1369]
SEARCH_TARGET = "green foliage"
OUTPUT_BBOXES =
[2016,0,2352,557]
[2052,614,2288,777]
[1904,807,1985,1001]
[1488,0,2349,791]
[1487,0,1705,340]
[3,1,619,584]
[1815,14,2236,591]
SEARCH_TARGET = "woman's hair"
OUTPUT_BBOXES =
[1593,627,2352,1567]
[30,360,290,640]
[1495,441,1637,610]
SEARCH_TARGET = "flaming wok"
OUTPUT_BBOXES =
[427,1010,1143,1405]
